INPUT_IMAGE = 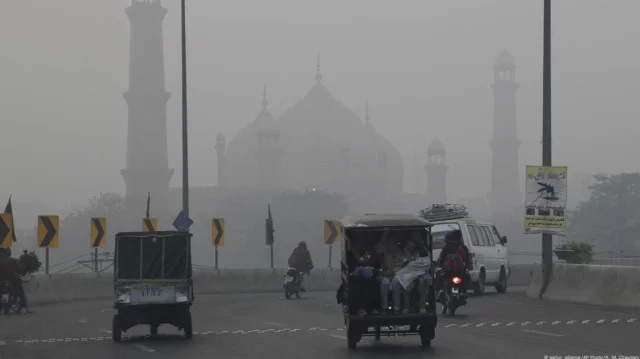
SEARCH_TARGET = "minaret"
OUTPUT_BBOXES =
[121,0,174,214]
[215,133,227,188]
[488,50,521,218]
[255,85,284,191]
[425,138,448,204]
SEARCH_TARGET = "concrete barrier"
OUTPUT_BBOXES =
[24,268,342,306]
[526,262,640,308]
[23,263,535,306]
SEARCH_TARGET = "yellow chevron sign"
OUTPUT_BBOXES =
[142,218,157,232]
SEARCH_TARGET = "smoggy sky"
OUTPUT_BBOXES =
[1,0,638,212]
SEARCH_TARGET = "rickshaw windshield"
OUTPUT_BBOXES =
[344,227,430,271]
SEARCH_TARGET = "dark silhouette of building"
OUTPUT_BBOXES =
[120,0,174,216]
[425,138,448,204]
[488,50,521,218]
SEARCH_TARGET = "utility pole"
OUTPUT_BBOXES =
[181,0,190,217]
[540,0,553,298]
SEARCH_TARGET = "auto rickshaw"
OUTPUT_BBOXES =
[111,231,194,342]
[337,214,437,349]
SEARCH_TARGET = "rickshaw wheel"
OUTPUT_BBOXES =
[347,325,358,349]
[112,315,122,342]
[184,313,193,339]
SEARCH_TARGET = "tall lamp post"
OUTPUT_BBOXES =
[181,0,190,217]
[540,0,553,298]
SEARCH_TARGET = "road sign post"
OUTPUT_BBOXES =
[324,220,341,270]
[38,215,59,275]
[91,217,106,273]
[212,218,225,269]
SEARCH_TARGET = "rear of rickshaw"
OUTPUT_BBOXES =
[111,231,194,342]
[337,214,438,349]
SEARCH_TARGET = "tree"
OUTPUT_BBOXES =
[567,173,640,254]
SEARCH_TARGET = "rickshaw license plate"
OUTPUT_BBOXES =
[131,286,173,303]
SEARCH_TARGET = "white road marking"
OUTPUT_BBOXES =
[444,324,457,328]
[596,319,606,324]
[521,322,530,326]
[491,323,501,327]
[475,323,486,327]
[612,319,620,323]
[628,318,637,323]
[506,322,516,326]
[133,343,155,353]
[329,334,347,340]
[521,329,564,337]
[460,323,471,327]
[78,319,88,324]
[581,320,590,324]
[552,321,561,325]
[567,320,576,324]
[536,321,546,326]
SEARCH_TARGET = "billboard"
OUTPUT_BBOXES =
[524,165,568,236]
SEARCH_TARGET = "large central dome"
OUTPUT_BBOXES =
[223,60,404,206]
[278,70,403,199]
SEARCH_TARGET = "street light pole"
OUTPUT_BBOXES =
[181,0,190,217]
[540,0,553,298]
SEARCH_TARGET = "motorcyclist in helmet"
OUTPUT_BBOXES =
[436,230,471,299]
[287,241,314,291]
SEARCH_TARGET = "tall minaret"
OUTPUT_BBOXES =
[255,85,284,191]
[425,138,448,204]
[215,133,227,188]
[121,0,174,215]
[488,50,521,218]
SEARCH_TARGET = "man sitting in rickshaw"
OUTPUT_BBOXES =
[375,232,416,314]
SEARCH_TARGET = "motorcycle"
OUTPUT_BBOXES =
[437,271,467,316]
[0,281,23,315]
[283,267,304,299]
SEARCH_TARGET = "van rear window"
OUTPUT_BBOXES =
[431,223,461,249]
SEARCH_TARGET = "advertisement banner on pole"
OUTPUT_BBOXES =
[524,165,568,236]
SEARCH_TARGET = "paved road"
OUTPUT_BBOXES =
[1,287,638,359]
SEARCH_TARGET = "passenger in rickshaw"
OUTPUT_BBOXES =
[345,240,381,315]
[376,232,432,314]
[375,232,415,314]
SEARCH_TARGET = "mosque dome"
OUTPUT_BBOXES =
[495,50,515,68]
[277,59,404,198]
[427,137,445,155]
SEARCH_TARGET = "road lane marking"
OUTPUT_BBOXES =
[329,334,347,340]
[132,344,155,352]
[78,319,88,324]
[521,329,564,337]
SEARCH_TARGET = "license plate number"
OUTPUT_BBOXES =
[285,276,294,282]
[452,288,459,294]
[141,287,163,297]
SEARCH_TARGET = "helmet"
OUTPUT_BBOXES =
[298,241,308,250]
[445,230,462,243]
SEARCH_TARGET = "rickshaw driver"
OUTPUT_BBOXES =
[375,232,413,314]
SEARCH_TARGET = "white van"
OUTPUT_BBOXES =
[423,205,510,295]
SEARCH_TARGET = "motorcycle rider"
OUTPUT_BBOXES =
[436,229,471,300]
[4,248,32,313]
[0,248,20,314]
[287,241,314,291]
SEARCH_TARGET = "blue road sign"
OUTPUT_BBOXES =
[172,210,193,232]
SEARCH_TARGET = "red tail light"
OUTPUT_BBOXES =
[452,277,462,284]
